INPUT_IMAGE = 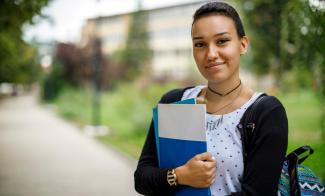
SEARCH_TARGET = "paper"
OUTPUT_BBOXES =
[157,104,206,142]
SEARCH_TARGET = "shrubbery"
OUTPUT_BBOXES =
[41,62,66,101]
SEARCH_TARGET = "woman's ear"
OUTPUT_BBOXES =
[240,36,249,55]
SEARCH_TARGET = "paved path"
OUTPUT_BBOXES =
[0,93,140,196]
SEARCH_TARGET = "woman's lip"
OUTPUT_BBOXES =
[205,62,225,68]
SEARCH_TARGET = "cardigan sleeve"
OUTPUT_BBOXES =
[134,89,186,195]
[134,120,178,195]
[231,97,288,196]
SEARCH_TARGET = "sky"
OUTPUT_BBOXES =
[23,0,204,43]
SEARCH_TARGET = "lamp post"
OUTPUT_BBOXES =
[84,37,108,137]
[92,37,102,127]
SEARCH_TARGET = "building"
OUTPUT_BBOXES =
[79,1,262,89]
[80,1,208,79]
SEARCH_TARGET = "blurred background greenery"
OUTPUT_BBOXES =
[0,0,324,182]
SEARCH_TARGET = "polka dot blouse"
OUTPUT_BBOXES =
[181,86,262,195]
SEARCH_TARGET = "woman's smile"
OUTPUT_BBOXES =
[206,62,225,71]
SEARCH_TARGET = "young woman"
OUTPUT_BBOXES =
[134,2,288,195]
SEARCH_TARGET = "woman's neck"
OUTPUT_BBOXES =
[207,77,241,101]
[203,85,255,115]
[208,77,241,97]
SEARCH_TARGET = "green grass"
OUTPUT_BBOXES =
[50,85,325,181]
[279,91,322,133]
[51,82,178,158]
[278,90,324,181]
[53,87,92,127]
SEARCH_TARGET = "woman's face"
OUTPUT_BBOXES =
[192,15,248,84]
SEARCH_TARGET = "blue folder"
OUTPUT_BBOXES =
[152,98,210,196]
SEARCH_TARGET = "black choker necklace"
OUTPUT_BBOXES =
[208,80,242,97]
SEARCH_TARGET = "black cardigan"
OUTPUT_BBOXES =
[134,87,288,196]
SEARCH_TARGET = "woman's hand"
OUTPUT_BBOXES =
[175,152,217,188]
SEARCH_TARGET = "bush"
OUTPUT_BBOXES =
[101,82,178,136]
[280,66,313,92]
[41,62,65,101]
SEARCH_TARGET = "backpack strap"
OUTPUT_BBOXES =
[239,93,267,161]
[287,145,314,165]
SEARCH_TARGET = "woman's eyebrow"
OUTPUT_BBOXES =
[192,32,230,40]
[213,32,230,37]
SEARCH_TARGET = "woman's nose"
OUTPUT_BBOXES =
[207,45,219,61]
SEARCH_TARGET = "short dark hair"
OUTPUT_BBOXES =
[192,1,245,38]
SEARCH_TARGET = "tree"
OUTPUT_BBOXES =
[242,0,287,79]
[243,0,325,138]
[242,0,325,134]
[0,0,49,84]
[114,5,151,80]
[54,43,86,86]
[281,0,324,89]
[280,0,325,134]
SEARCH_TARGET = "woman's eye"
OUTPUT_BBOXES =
[194,42,204,48]
[216,39,229,45]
